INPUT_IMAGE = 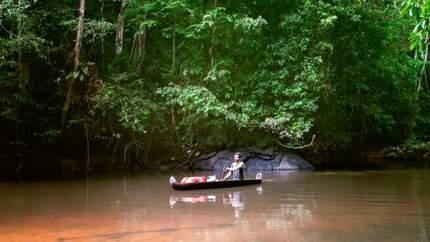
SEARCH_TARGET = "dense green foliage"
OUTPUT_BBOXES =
[1,0,429,168]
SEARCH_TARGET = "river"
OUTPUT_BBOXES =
[0,170,429,242]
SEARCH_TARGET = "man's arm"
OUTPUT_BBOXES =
[222,171,232,181]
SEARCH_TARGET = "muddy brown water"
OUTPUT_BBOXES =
[0,170,429,242]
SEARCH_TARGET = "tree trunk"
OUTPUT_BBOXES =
[17,0,30,92]
[130,14,147,70]
[115,0,129,55]
[172,23,176,74]
[418,33,429,94]
[139,24,145,60]
[61,0,86,127]
[209,25,215,68]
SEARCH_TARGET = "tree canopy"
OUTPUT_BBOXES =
[0,0,429,169]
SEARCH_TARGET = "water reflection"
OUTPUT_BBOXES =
[170,191,247,218]
[222,192,245,218]
[169,194,217,207]
[170,186,264,218]
[169,184,313,221]
[256,185,263,194]
[420,221,429,242]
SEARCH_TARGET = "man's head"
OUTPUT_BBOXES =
[234,152,241,162]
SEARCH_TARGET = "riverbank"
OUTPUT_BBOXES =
[1,141,430,180]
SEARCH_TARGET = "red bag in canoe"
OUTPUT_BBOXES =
[180,176,207,184]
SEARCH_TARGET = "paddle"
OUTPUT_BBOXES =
[220,165,228,181]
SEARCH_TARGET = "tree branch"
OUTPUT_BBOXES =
[276,134,316,150]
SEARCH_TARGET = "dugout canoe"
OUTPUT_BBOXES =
[170,173,262,190]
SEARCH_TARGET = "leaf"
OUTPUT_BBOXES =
[141,19,158,28]
[82,66,88,75]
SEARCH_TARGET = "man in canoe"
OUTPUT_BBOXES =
[222,152,245,181]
